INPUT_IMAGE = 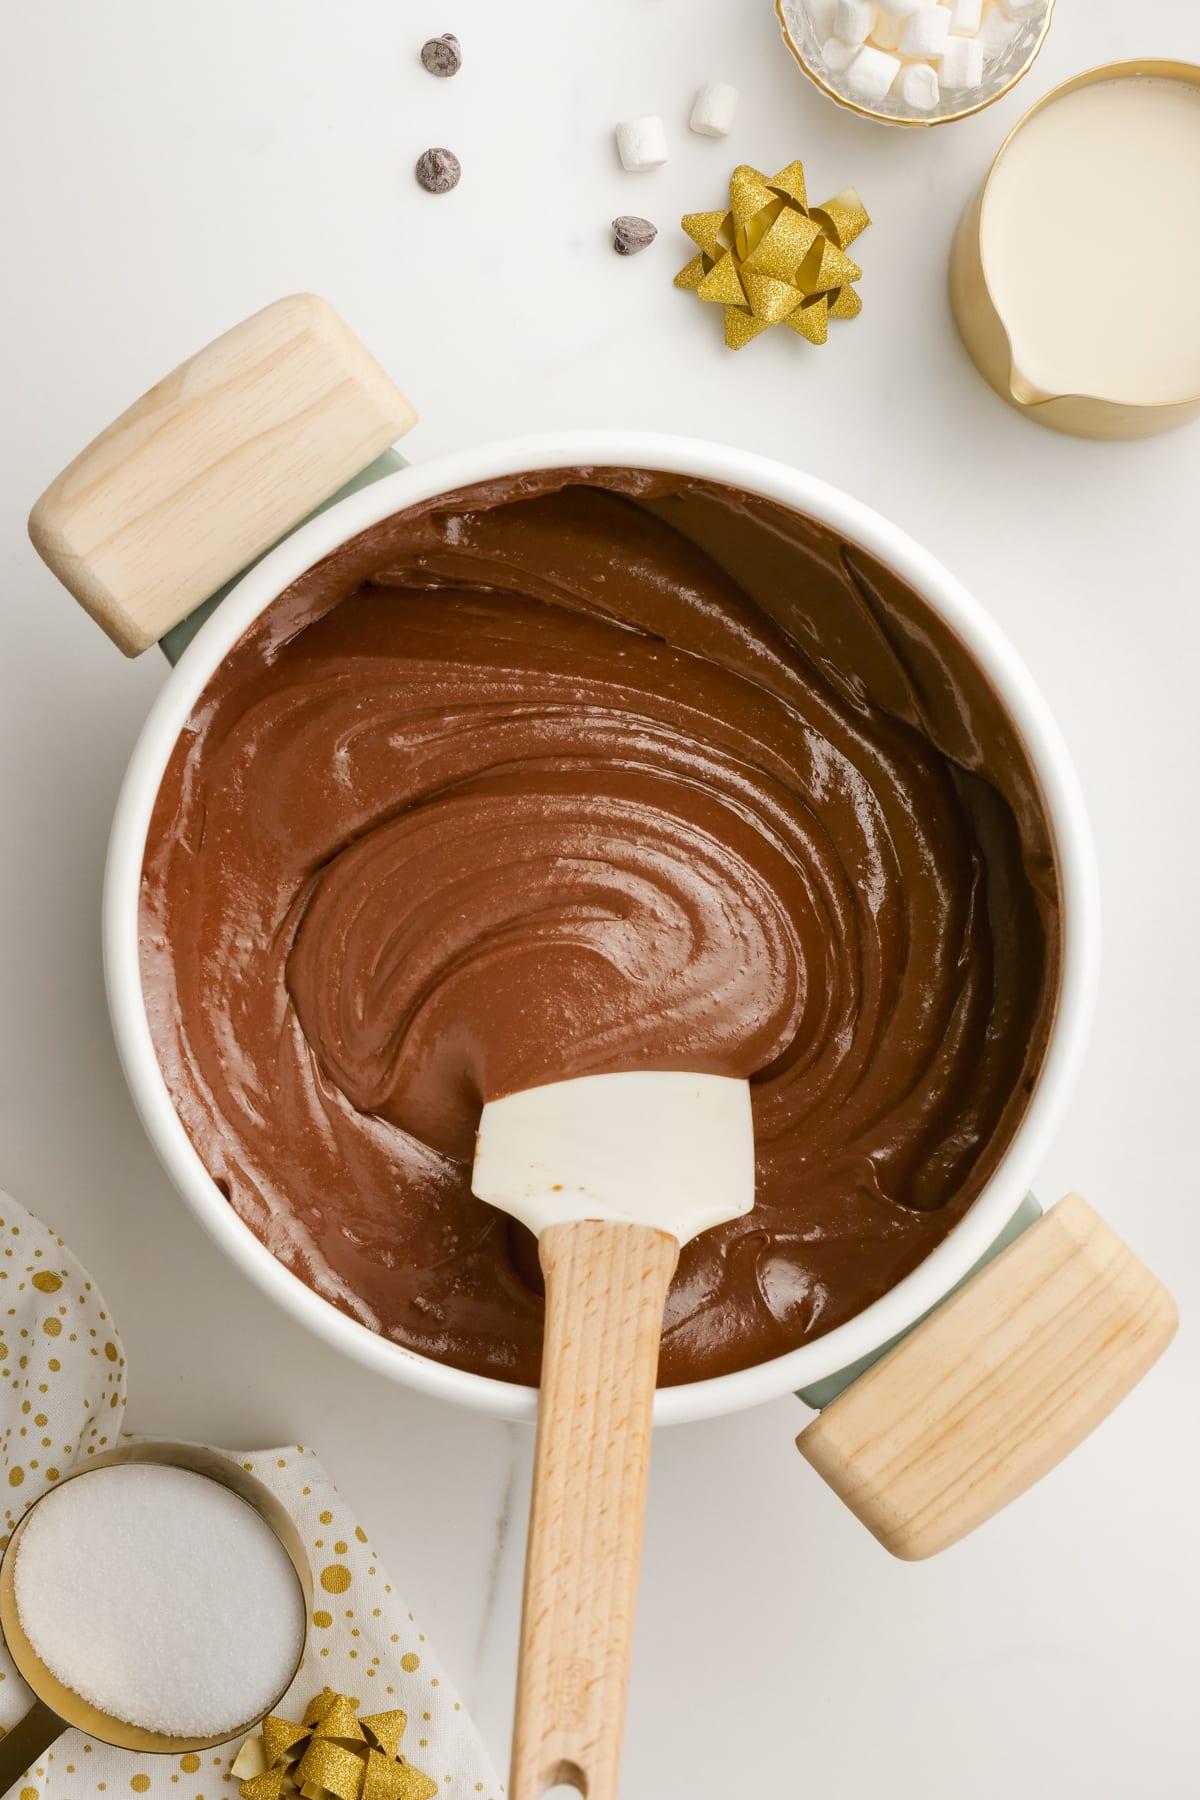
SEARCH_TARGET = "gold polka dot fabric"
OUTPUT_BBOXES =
[0,1191,127,1542]
[222,1446,502,1799]
[0,1193,502,1799]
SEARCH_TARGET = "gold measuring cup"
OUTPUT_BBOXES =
[0,1440,311,1793]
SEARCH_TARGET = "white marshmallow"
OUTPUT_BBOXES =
[689,82,739,137]
[939,32,984,87]
[1000,0,1041,14]
[948,0,983,31]
[978,2,1019,57]
[875,0,922,15]
[899,5,951,54]
[806,0,839,36]
[871,9,902,48]
[834,0,876,43]
[845,43,901,100]
[899,60,940,111]
[821,35,860,71]
[615,116,668,172]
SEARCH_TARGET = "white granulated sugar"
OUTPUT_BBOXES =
[14,1463,304,1738]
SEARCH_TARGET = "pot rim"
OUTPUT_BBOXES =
[103,430,1099,1426]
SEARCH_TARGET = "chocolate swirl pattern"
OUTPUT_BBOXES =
[141,473,1058,1385]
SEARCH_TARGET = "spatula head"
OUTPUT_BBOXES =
[471,1071,754,1245]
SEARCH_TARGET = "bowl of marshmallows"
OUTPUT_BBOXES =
[777,0,1055,125]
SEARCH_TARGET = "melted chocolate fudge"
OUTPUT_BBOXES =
[141,471,1059,1384]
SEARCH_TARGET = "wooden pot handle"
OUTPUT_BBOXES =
[511,1220,679,1800]
[797,1194,1177,1560]
[28,294,415,656]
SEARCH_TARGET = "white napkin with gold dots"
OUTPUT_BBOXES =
[0,1191,504,1800]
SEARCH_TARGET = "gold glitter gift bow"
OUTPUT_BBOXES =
[232,1690,437,1800]
[675,160,869,349]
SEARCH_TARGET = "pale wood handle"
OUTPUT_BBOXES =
[28,293,416,656]
[798,1194,1177,1561]
[511,1220,679,1800]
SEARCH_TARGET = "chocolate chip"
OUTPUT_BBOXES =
[420,33,462,77]
[612,215,658,256]
[416,147,461,194]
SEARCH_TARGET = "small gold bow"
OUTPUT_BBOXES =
[675,160,870,349]
[232,1689,438,1800]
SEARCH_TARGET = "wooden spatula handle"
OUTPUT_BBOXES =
[511,1219,679,1800]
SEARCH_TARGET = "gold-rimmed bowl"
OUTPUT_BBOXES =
[776,0,1056,128]
[0,1442,311,1789]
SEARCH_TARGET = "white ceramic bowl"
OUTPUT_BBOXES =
[104,432,1099,1426]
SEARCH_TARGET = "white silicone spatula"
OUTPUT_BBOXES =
[472,1071,755,1800]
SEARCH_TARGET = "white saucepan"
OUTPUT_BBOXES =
[30,296,1173,1564]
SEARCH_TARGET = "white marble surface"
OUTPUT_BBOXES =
[2,2,1197,1793]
